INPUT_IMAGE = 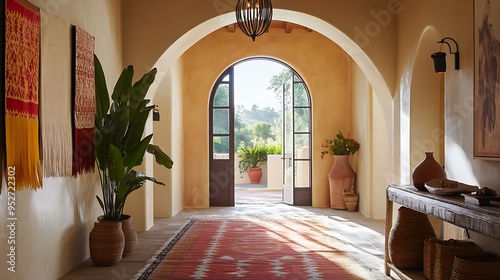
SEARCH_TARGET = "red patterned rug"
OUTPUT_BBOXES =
[135,219,387,279]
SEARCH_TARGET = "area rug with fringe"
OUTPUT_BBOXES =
[134,217,388,279]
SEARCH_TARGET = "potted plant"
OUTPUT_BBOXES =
[90,55,173,265]
[321,130,360,210]
[237,144,268,184]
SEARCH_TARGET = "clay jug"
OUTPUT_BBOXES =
[328,155,356,209]
[412,152,447,191]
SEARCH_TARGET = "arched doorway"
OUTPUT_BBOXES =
[209,58,312,207]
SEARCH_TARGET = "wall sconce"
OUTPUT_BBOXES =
[431,37,459,74]
[153,105,160,121]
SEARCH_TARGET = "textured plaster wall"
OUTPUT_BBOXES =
[181,28,351,208]
[153,58,184,217]
[0,1,123,279]
[396,0,500,254]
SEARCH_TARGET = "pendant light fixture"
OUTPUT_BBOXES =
[235,0,273,41]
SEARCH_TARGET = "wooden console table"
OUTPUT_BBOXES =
[385,184,500,279]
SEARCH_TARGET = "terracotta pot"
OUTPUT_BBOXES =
[412,152,447,191]
[247,167,263,184]
[328,155,355,209]
[89,221,124,266]
[388,207,436,269]
[120,215,137,256]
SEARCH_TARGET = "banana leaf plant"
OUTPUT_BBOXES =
[94,55,173,221]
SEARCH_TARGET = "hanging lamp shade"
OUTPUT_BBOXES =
[235,0,273,41]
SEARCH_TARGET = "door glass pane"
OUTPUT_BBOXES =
[213,136,229,159]
[294,160,310,188]
[213,109,229,134]
[294,108,310,132]
[222,74,230,82]
[283,74,294,204]
[294,83,309,106]
[294,135,310,159]
[214,84,229,107]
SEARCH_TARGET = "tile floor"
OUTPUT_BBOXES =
[59,187,389,280]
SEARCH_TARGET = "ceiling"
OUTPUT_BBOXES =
[226,20,313,33]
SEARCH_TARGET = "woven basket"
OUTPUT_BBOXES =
[342,192,359,211]
[424,237,442,279]
[120,215,138,256]
[432,239,482,280]
[388,207,436,269]
[89,221,124,266]
[451,254,500,280]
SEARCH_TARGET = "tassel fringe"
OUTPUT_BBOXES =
[6,115,43,190]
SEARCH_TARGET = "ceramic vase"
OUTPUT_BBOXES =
[89,221,124,266]
[412,152,447,191]
[328,155,355,209]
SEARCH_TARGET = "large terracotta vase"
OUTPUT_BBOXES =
[247,167,263,184]
[89,221,124,266]
[328,155,355,209]
[412,152,447,191]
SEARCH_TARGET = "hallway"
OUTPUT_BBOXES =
[60,190,387,279]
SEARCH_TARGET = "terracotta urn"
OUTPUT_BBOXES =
[328,155,356,209]
[412,152,447,191]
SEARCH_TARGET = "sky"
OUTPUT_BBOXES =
[234,59,287,111]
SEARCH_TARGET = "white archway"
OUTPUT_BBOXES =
[129,9,395,225]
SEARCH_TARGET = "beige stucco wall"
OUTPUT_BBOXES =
[153,57,185,217]
[121,0,396,96]
[0,1,123,280]
[396,0,500,254]
[179,28,351,208]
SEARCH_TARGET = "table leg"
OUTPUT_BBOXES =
[385,193,393,276]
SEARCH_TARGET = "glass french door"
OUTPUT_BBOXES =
[209,59,311,207]
[282,71,312,206]
[209,69,234,206]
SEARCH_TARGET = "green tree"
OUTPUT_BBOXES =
[253,122,274,141]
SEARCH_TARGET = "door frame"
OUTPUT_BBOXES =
[209,58,312,206]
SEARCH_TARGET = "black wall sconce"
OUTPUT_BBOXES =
[431,37,459,74]
[153,105,160,121]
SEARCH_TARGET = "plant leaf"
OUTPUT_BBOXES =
[147,144,174,169]
[111,66,133,102]
[96,195,105,213]
[123,134,153,168]
[94,55,109,123]
[109,144,125,181]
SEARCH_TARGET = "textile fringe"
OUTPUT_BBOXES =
[42,122,73,177]
[6,115,42,190]
[40,10,73,177]
[72,127,95,176]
